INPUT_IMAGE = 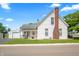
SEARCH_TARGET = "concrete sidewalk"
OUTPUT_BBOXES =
[0,43,79,46]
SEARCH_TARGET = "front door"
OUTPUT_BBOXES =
[27,31,30,38]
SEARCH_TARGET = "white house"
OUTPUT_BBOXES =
[20,7,69,39]
[9,29,21,38]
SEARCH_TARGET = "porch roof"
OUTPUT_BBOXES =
[20,23,38,30]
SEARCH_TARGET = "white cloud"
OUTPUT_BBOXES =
[0,3,10,10]
[61,4,79,12]
[50,3,61,7]
[42,14,46,17]
[61,6,72,12]
[5,18,14,22]
[72,4,79,9]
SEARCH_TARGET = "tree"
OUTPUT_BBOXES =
[64,11,79,32]
[0,23,6,33]
[7,28,11,32]
[0,23,11,38]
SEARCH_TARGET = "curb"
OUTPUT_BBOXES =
[0,43,79,46]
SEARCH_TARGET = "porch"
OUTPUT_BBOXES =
[22,30,37,39]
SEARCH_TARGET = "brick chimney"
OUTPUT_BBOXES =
[53,7,59,39]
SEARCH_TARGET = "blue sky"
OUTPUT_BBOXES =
[0,3,79,30]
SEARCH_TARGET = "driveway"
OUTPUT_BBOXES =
[0,38,13,44]
[0,44,79,56]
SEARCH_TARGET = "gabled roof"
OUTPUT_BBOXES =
[59,17,69,27]
[20,10,69,30]
[37,10,54,26]
[36,11,69,27]
[20,10,54,30]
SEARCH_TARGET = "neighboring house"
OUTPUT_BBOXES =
[76,23,79,26]
[69,23,79,38]
[69,30,79,38]
[9,30,21,38]
[20,7,69,39]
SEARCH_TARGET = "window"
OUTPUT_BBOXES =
[51,17,54,24]
[32,31,35,35]
[45,28,48,36]
[59,29,62,36]
[24,32,26,34]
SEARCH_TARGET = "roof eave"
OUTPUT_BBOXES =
[59,17,69,27]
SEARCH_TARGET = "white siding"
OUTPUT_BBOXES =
[59,19,68,39]
[12,32,20,38]
[37,12,54,39]
[37,12,68,39]
[9,30,21,38]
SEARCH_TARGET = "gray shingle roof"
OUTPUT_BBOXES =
[20,23,38,30]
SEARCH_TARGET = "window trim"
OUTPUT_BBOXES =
[45,28,48,36]
[51,17,54,24]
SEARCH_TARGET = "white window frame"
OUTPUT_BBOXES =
[45,28,48,36]
[51,17,54,24]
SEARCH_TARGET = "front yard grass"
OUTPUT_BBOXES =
[4,38,79,44]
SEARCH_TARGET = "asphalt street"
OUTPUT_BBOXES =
[0,38,13,44]
[0,44,79,56]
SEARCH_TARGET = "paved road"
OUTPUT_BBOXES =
[0,44,79,56]
[0,38,13,44]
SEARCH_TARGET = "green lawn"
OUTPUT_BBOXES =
[4,38,79,44]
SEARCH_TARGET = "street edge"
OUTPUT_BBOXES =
[0,43,79,46]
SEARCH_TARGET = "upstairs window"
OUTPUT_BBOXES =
[45,28,48,36]
[51,17,54,24]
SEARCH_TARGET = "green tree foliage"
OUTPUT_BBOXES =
[0,23,11,38]
[0,23,6,33]
[64,11,79,32]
